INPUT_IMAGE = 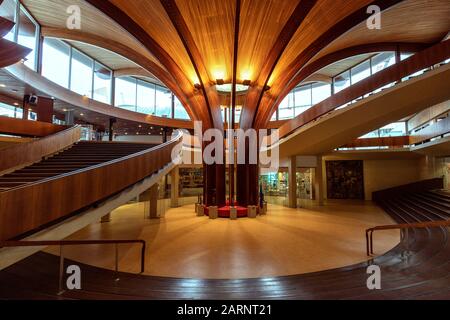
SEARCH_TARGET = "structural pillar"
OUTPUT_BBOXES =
[288,156,297,208]
[315,155,324,206]
[109,117,117,141]
[170,167,180,208]
[101,213,111,223]
[142,184,160,219]
[65,110,74,126]
[36,97,54,123]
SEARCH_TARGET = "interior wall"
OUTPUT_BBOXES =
[445,158,450,190]
[418,155,450,189]
[363,159,420,200]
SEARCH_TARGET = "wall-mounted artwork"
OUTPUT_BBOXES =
[326,160,365,200]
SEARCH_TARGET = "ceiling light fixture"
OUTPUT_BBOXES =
[242,80,251,86]
[194,83,202,90]
[0,84,5,88]
[216,79,225,86]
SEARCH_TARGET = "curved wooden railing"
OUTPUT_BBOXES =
[366,220,450,256]
[372,178,444,202]
[0,124,82,175]
[0,131,183,241]
[0,239,146,294]
[0,116,68,137]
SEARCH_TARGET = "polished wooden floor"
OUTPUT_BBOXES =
[0,190,449,300]
[44,201,399,279]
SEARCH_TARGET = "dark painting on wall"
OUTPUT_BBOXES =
[326,160,365,200]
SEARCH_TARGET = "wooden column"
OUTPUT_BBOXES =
[170,166,180,208]
[101,213,111,223]
[148,183,159,219]
[288,156,297,208]
[314,156,324,206]
[35,96,54,123]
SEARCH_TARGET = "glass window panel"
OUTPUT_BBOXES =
[294,85,311,107]
[270,111,277,121]
[174,96,190,120]
[311,82,331,104]
[379,122,406,137]
[42,38,70,88]
[351,60,371,84]
[0,0,17,41]
[278,94,294,120]
[70,49,93,97]
[401,53,413,61]
[115,77,136,111]
[17,6,37,70]
[0,102,20,118]
[93,62,111,104]
[28,110,37,121]
[371,52,395,74]
[334,70,350,93]
[360,130,380,139]
[155,85,172,118]
[137,80,155,115]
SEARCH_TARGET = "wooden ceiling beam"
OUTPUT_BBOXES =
[160,0,223,131]
[41,27,197,122]
[240,0,317,130]
[254,0,406,129]
[85,0,212,128]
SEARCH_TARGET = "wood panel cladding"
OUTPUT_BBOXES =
[341,136,410,149]
[0,116,66,137]
[0,133,182,240]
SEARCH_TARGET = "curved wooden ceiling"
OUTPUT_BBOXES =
[17,0,450,129]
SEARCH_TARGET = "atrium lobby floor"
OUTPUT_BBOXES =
[45,201,399,279]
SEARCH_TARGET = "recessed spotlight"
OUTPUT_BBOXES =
[14,102,19,106]
[138,125,142,128]
[150,127,154,130]
[80,113,84,116]
[0,84,5,88]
